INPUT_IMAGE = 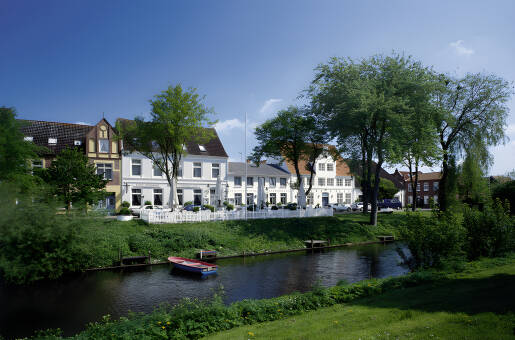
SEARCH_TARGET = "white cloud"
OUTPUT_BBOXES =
[449,40,475,56]
[214,118,245,133]
[74,121,91,125]
[505,123,515,136]
[259,98,282,115]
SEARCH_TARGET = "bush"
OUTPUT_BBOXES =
[271,205,279,210]
[463,200,514,259]
[226,204,234,211]
[399,211,465,269]
[121,201,130,208]
[204,204,215,212]
[144,200,152,206]
[118,207,132,215]
[492,180,515,215]
[193,207,200,213]
[0,187,86,284]
[184,201,193,206]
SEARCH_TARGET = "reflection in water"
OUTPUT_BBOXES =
[0,243,407,338]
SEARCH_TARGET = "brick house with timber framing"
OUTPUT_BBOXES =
[393,170,441,208]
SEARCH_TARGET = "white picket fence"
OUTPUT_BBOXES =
[140,207,333,224]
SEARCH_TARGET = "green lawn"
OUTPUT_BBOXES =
[79,212,407,268]
[205,261,515,340]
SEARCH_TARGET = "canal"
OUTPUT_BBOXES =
[0,242,408,338]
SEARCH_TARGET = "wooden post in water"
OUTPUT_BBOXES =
[200,250,203,259]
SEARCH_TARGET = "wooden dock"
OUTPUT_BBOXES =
[304,240,329,248]
[376,235,395,242]
[119,250,151,266]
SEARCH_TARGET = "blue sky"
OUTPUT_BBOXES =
[1,0,514,175]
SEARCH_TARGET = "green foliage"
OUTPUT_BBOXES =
[121,201,130,208]
[463,201,514,259]
[204,204,215,212]
[0,186,86,284]
[492,180,515,215]
[184,201,193,206]
[193,207,200,212]
[117,84,215,209]
[458,151,490,206]
[144,200,152,206]
[377,177,399,199]
[225,204,234,211]
[118,207,132,216]
[400,212,465,269]
[41,147,108,211]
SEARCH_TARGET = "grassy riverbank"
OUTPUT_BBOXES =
[206,257,515,339]
[30,255,515,339]
[79,212,408,268]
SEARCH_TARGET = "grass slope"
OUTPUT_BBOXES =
[205,261,515,340]
[79,213,407,268]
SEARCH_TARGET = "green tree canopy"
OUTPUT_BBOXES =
[117,84,215,210]
[433,73,513,211]
[42,147,108,212]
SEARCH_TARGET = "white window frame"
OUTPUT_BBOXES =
[153,188,163,206]
[326,163,334,171]
[99,139,109,153]
[318,163,325,171]
[280,178,287,187]
[318,177,325,186]
[153,163,163,177]
[424,182,429,192]
[132,158,142,176]
[327,178,334,186]
[269,177,276,187]
[337,178,343,186]
[211,163,220,178]
[96,163,113,180]
[234,176,242,186]
[193,162,202,178]
[337,193,344,204]
[345,178,352,186]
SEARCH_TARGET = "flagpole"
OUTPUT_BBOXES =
[244,112,247,221]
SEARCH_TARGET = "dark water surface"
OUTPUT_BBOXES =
[0,243,407,338]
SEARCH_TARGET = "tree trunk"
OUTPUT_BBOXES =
[364,149,373,214]
[439,150,449,212]
[370,161,382,226]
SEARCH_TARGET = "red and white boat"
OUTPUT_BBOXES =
[168,256,218,275]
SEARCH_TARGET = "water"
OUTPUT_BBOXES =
[0,243,407,339]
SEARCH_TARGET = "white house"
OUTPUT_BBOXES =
[268,146,357,207]
[120,127,229,208]
[226,162,291,206]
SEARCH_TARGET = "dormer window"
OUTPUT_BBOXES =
[74,140,82,146]
[48,138,57,145]
[24,136,33,142]
[198,145,207,152]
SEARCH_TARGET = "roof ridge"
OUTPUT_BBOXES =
[18,119,93,127]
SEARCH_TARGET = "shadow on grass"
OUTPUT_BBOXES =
[350,273,515,315]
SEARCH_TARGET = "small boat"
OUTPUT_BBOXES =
[168,256,218,275]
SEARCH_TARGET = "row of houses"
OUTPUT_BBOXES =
[20,118,361,210]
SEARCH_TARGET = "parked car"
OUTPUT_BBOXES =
[377,198,402,210]
[351,202,371,211]
[183,204,209,212]
[329,203,352,212]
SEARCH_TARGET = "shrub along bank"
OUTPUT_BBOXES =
[0,201,405,284]
[30,255,515,339]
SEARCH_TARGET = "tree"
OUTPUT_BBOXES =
[433,73,513,211]
[43,147,108,212]
[117,85,215,210]
[458,149,490,207]
[309,54,434,225]
[0,107,41,190]
[377,178,399,200]
[250,106,329,205]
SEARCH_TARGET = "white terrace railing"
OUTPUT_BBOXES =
[140,207,333,224]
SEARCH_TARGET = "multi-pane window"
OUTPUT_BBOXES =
[337,193,344,204]
[32,160,43,168]
[424,196,429,205]
[337,178,343,186]
[307,193,314,205]
[269,177,276,187]
[280,178,287,187]
[234,176,242,186]
[269,193,277,204]
[132,188,141,206]
[408,185,412,192]
[246,193,254,205]
[318,178,325,186]
[433,195,438,203]
[280,193,287,204]
[424,182,429,191]
[326,163,334,171]
[194,189,202,205]
[154,189,163,206]
[99,139,109,153]
[153,163,162,177]
[193,162,202,178]
[177,189,183,205]
[97,163,113,180]
[132,159,141,176]
[345,179,352,186]
[247,177,254,187]
[318,163,325,171]
[327,178,334,186]
[433,181,439,191]
[211,163,220,178]
[178,165,183,177]
[416,183,420,191]
[408,196,413,204]
[234,193,242,205]
[345,193,351,204]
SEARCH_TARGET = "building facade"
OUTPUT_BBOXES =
[20,118,122,210]
[226,162,291,206]
[120,127,229,208]
[394,170,441,208]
